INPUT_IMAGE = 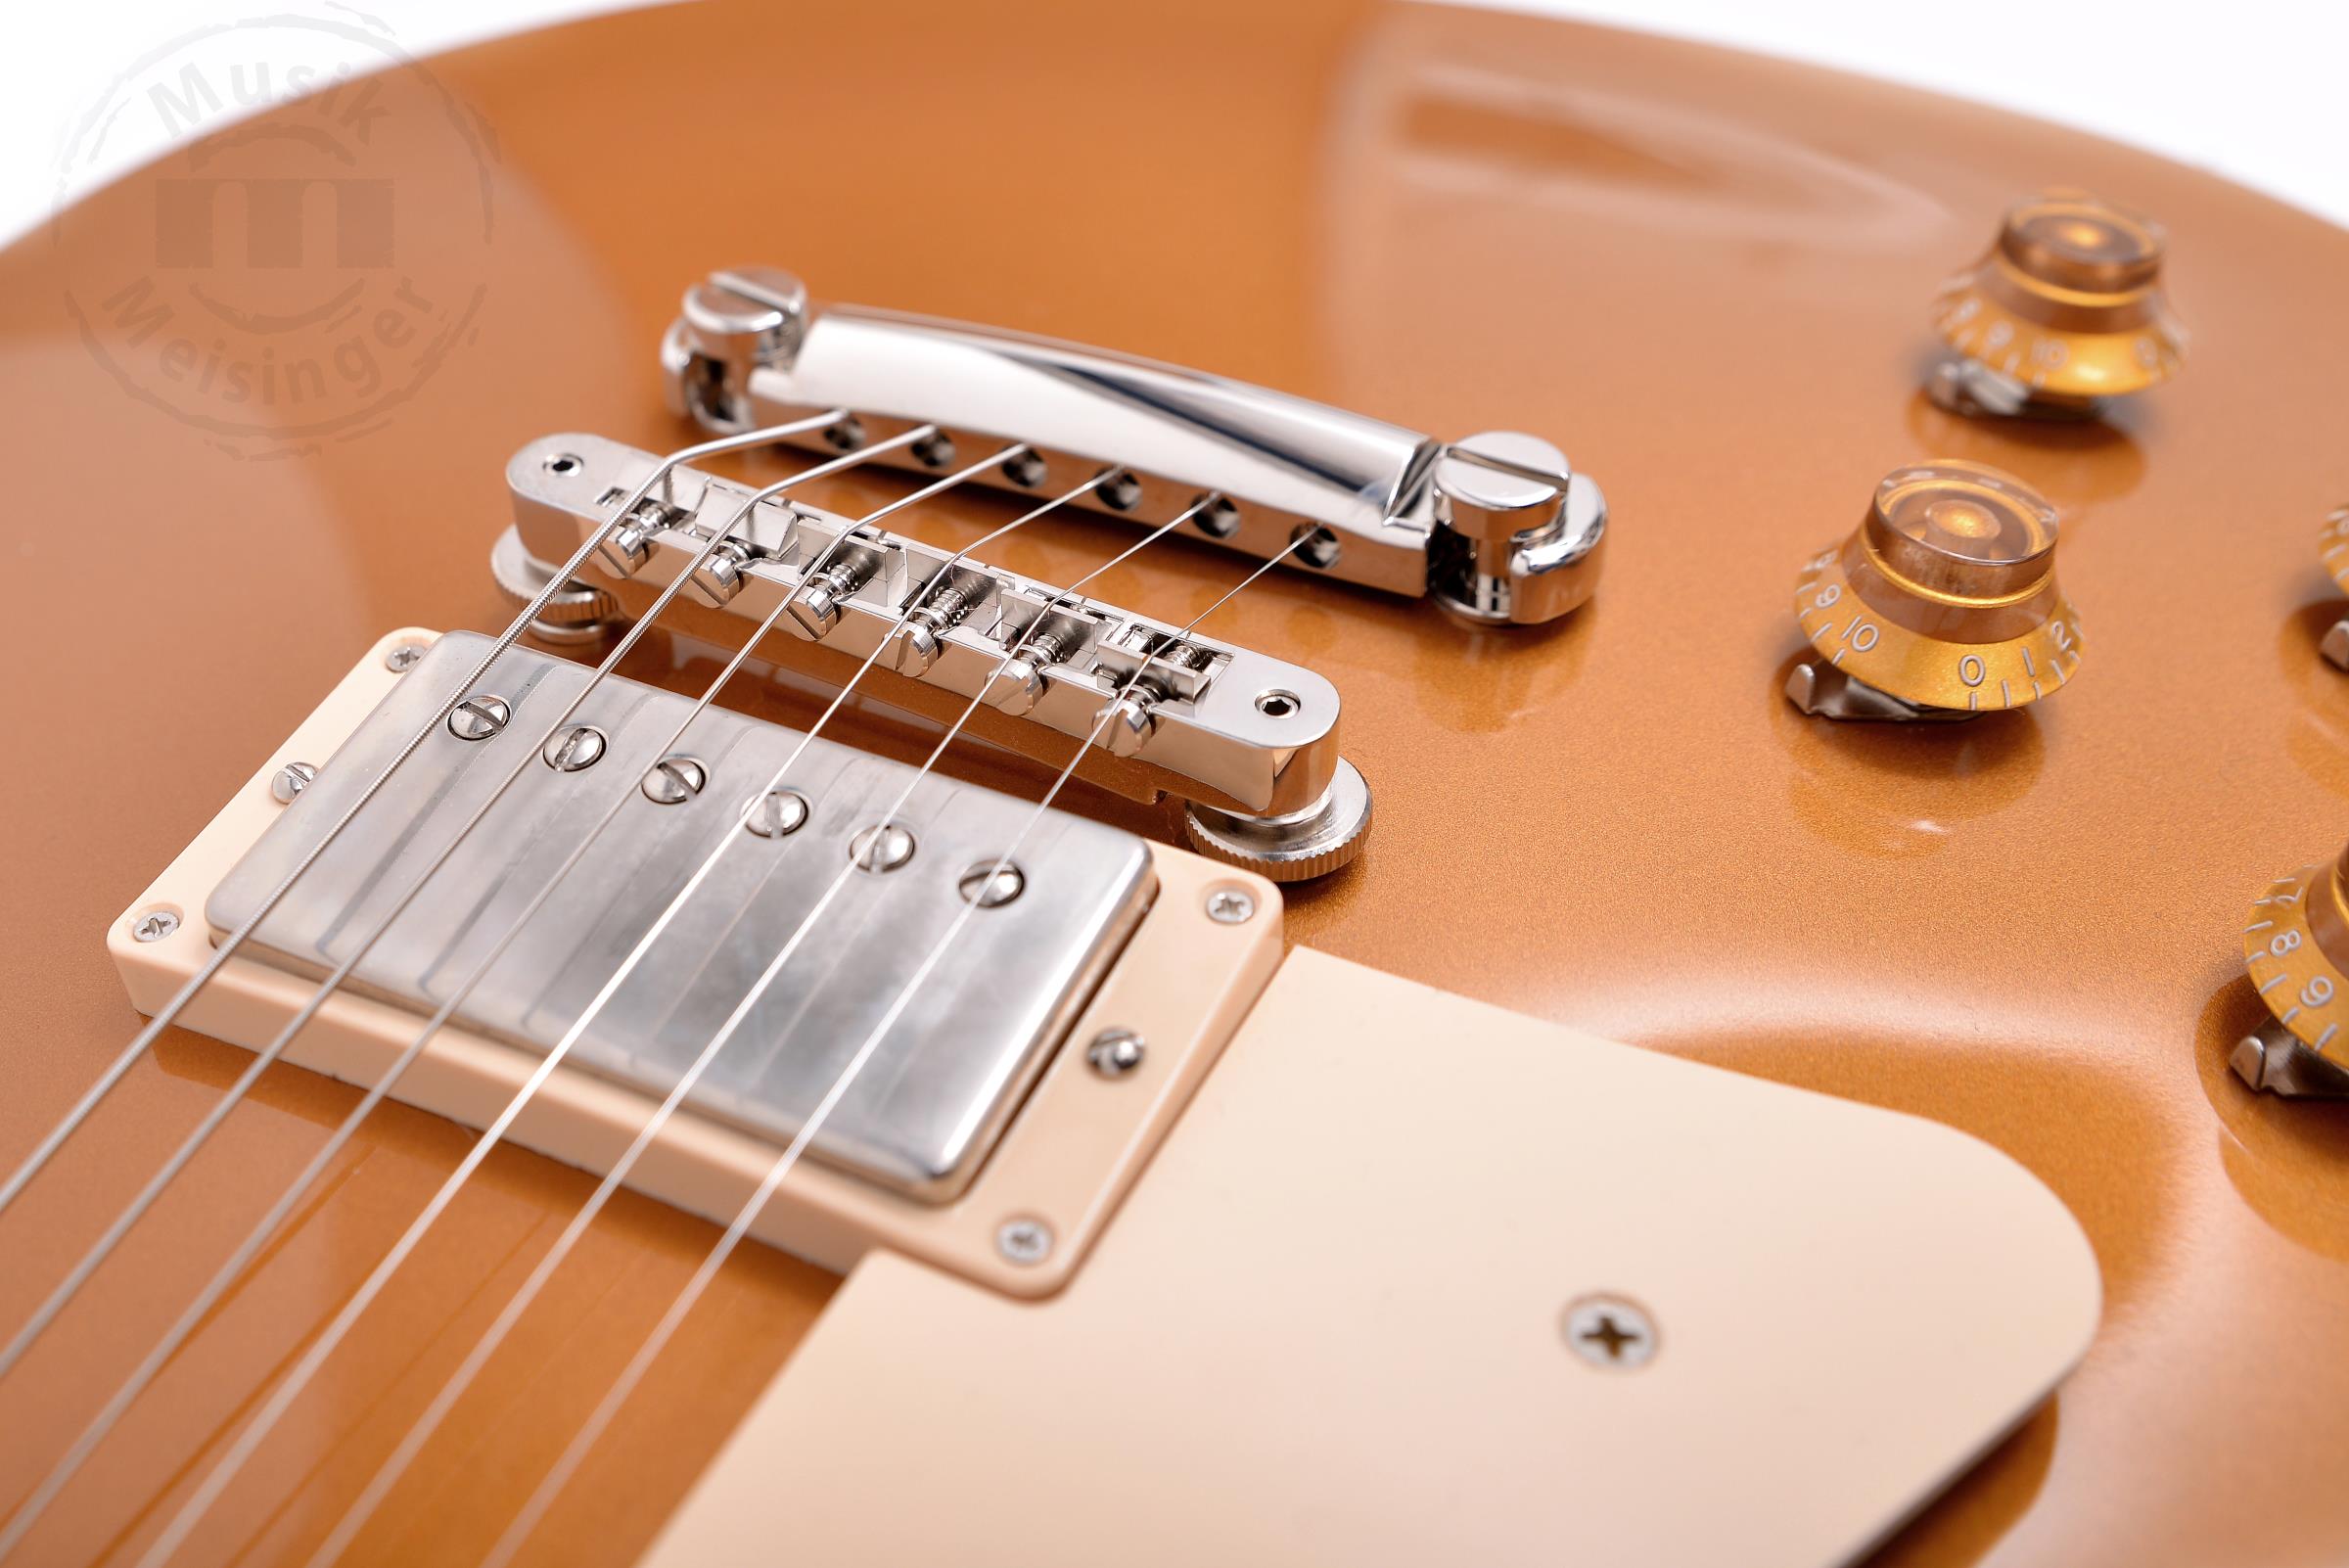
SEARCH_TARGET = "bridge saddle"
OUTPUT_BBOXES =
[502,433,1372,880]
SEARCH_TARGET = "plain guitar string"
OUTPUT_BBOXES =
[302,488,1224,1567]
[117,459,1210,1568]
[0,423,992,1556]
[480,529,1319,1568]
[0,425,997,1557]
[0,420,944,1397]
[0,412,845,1222]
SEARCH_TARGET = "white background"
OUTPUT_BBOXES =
[6,0,2346,244]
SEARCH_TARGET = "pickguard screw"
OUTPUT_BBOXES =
[642,755,709,804]
[1085,1029,1146,1079]
[1562,1295,1657,1370]
[542,725,607,771]
[746,788,811,839]
[132,908,180,943]
[996,1218,1054,1266]
[1205,886,1256,925]
[447,694,511,741]
[385,643,426,672]
[957,860,1025,907]
[269,761,317,804]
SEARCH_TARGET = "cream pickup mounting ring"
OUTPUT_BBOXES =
[658,265,1609,627]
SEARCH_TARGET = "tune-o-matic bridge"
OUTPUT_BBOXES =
[658,266,1608,628]
[503,434,1370,880]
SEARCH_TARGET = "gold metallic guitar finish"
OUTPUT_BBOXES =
[4,2,2347,1563]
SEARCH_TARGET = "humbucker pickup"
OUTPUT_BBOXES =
[205,633,1153,1201]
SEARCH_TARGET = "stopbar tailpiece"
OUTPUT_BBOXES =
[658,266,1608,629]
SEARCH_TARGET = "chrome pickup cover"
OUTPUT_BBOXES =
[206,633,1154,1201]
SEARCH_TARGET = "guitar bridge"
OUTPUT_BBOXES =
[504,434,1370,879]
[657,266,1608,628]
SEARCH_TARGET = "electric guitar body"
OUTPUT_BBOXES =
[4,2,2345,1566]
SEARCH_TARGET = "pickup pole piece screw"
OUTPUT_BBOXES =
[542,726,607,771]
[1086,1029,1146,1079]
[269,761,317,804]
[642,755,708,804]
[957,860,1025,907]
[132,908,180,943]
[850,822,916,872]
[746,788,811,839]
[996,1218,1054,1266]
[1562,1295,1657,1369]
[447,694,511,742]
[1205,886,1256,925]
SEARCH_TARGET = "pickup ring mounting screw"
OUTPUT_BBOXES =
[1085,1029,1146,1079]
[270,761,317,804]
[385,643,427,673]
[132,908,180,944]
[1205,886,1257,925]
[995,1218,1054,1266]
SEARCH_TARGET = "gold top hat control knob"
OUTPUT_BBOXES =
[2317,505,2349,671]
[2233,844,2349,1098]
[1927,190,2187,420]
[1785,461,2082,721]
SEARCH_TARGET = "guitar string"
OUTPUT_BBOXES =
[480,529,1317,1568]
[0,422,944,1396]
[303,491,1221,1567]
[119,450,1164,1568]
[0,413,844,1222]
[0,429,1003,1558]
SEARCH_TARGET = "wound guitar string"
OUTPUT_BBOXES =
[0,413,847,1222]
[117,455,1211,1567]
[478,529,1320,1568]
[0,418,932,1404]
[0,420,984,1556]
[305,486,1223,1566]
